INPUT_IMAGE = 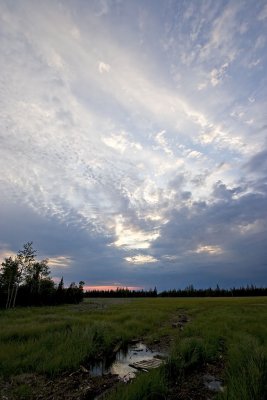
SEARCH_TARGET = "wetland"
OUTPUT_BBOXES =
[1,297,267,399]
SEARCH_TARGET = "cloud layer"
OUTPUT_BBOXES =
[0,0,267,289]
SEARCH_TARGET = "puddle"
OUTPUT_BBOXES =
[90,342,165,382]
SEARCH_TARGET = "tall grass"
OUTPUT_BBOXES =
[0,299,178,376]
[105,297,267,400]
[1,297,267,399]
[218,334,267,400]
[167,298,267,400]
[104,368,167,400]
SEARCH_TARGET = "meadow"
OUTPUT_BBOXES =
[0,297,267,399]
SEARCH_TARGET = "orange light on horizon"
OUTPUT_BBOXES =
[84,285,143,291]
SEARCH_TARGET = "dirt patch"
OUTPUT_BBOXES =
[148,335,173,354]
[148,310,190,354]
[0,371,119,400]
[167,360,225,400]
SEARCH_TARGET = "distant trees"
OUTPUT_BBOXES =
[0,242,84,309]
[84,286,158,298]
[159,284,267,297]
[84,284,267,298]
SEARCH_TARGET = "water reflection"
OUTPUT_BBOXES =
[89,342,164,381]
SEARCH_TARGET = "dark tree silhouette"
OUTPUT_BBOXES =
[0,257,20,308]
[0,243,84,308]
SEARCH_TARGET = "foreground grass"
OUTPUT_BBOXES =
[0,298,178,376]
[1,297,267,399]
[104,297,267,400]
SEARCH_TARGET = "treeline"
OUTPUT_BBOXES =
[84,287,158,298]
[0,242,83,309]
[160,284,267,297]
[85,284,267,298]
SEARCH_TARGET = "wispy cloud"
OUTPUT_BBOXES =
[124,255,158,265]
[194,245,224,255]
[49,256,73,269]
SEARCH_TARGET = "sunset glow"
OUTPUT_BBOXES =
[84,286,143,292]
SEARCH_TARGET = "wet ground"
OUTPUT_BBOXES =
[0,311,224,400]
[0,341,167,400]
[89,342,166,382]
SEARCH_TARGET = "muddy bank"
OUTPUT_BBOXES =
[0,371,120,400]
[167,360,225,400]
[0,358,224,400]
[0,340,167,400]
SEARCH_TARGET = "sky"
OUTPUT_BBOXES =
[0,0,267,291]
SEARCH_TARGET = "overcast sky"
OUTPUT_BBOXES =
[1,0,267,290]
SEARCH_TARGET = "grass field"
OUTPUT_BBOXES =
[1,297,267,399]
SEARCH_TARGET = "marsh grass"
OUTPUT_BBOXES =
[103,368,167,400]
[218,334,267,400]
[169,298,267,400]
[1,297,267,399]
[105,297,267,400]
[0,299,177,376]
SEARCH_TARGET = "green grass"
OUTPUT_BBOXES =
[105,368,168,400]
[0,299,178,376]
[1,297,267,399]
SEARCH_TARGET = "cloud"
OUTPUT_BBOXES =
[124,255,158,264]
[194,245,224,255]
[198,4,240,64]
[197,82,207,91]
[101,132,142,154]
[154,130,173,156]
[255,35,265,49]
[98,61,111,74]
[113,215,160,250]
[258,4,267,20]
[94,0,110,17]
[49,256,73,269]
[247,59,261,69]
[244,149,267,175]
[210,63,228,87]
[0,243,17,261]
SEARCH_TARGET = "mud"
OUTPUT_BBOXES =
[0,341,167,400]
[0,371,119,400]
[167,360,225,400]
